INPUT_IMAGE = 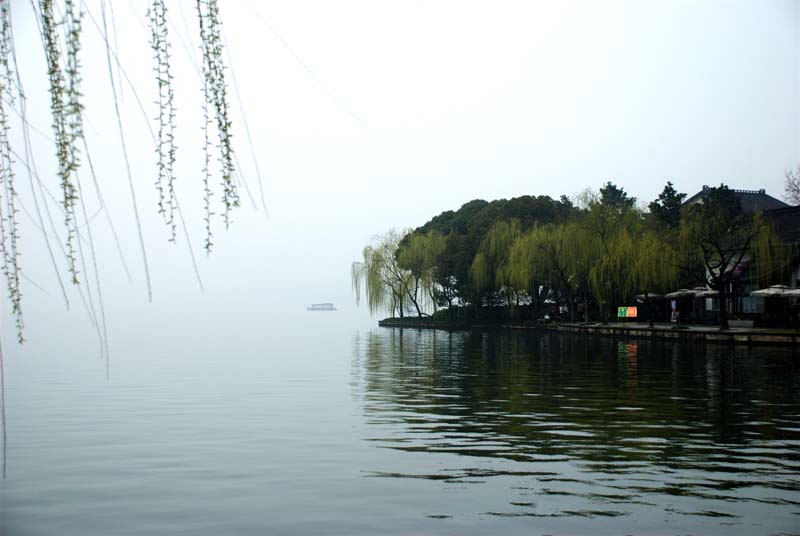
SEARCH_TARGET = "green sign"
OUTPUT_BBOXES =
[618,306,638,318]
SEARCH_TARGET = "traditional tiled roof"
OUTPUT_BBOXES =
[766,205,800,245]
[684,185,790,213]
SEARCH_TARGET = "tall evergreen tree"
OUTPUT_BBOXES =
[649,181,687,231]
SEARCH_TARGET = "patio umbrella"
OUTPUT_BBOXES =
[697,288,719,297]
[665,289,694,298]
[690,286,713,296]
[750,285,791,297]
[636,293,664,301]
[784,288,800,297]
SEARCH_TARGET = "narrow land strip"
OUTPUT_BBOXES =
[377,319,800,346]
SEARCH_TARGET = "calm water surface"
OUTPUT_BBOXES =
[1,315,799,535]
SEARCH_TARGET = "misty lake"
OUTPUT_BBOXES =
[1,314,799,535]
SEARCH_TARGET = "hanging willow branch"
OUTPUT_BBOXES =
[148,0,178,241]
[196,0,238,253]
[40,0,81,285]
[199,46,214,252]
[0,0,253,345]
[0,1,22,342]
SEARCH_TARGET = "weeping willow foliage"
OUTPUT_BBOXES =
[0,1,248,344]
[352,230,413,317]
[41,0,81,284]
[581,194,647,318]
[749,211,790,286]
[506,222,597,308]
[468,252,491,295]
[588,219,677,309]
[470,219,521,298]
[397,230,446,314]
[625,229,678,326]
[148,0,178,241]
[560,222,600,299]
[628,230,677,296]
[0,2,22,342]
[502,201,674,321]
[506,227,544,293]
[475,219,608,314]
[37,0,240,256]
[589,226,637,306]
[197,0,238,252]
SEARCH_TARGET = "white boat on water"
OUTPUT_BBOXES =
[306,303,337,311]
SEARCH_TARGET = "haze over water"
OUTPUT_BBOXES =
[2,3,798,534]
[2,312,799,535]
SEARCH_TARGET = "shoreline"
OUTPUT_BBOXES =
[377,318,800,346]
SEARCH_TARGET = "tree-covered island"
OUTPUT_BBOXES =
[352,183,797,330]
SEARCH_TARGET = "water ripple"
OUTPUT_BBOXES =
[353,328,800,533]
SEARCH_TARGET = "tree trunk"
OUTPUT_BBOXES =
[717,280,729,330]
[428,288,437,314]
[408,291,423,317]
[568,290,575,322]
[407,277,424,318]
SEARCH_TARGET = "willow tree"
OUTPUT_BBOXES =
[397,230,446,317]
[629,230,677,327]
[352,230,413,319]
[507,222,598,321]
[581,186,642,323]
[589,225,638,323]
[592,214,677,326]
[469,219,522,311]
[505,226,545,308]
[677,186,786,330]
[562,222,601,321]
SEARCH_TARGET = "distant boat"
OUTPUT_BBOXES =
[306,303,337,311]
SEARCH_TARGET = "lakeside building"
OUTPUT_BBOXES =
[680,186,800,324]
[683,185,790,212]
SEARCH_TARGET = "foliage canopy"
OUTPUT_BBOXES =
[354,182,792,328]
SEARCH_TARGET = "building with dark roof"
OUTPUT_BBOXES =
[681,186,798,325]
[683,185,790,213]
[767,205,800,246]
[767,205,800,297]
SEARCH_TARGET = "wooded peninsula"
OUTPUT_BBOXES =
[352,182,797,331]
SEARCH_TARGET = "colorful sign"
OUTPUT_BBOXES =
[617,306,638,318]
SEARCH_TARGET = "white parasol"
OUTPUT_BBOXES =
[750,285,791,297]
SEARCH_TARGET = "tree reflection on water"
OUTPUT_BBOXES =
[351,328,800,523]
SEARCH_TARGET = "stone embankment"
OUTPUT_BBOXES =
[377,319,800,346]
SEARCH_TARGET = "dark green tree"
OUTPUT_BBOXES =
[410,195,575,309]
[599,181,636,213]
[648,181,686,231]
